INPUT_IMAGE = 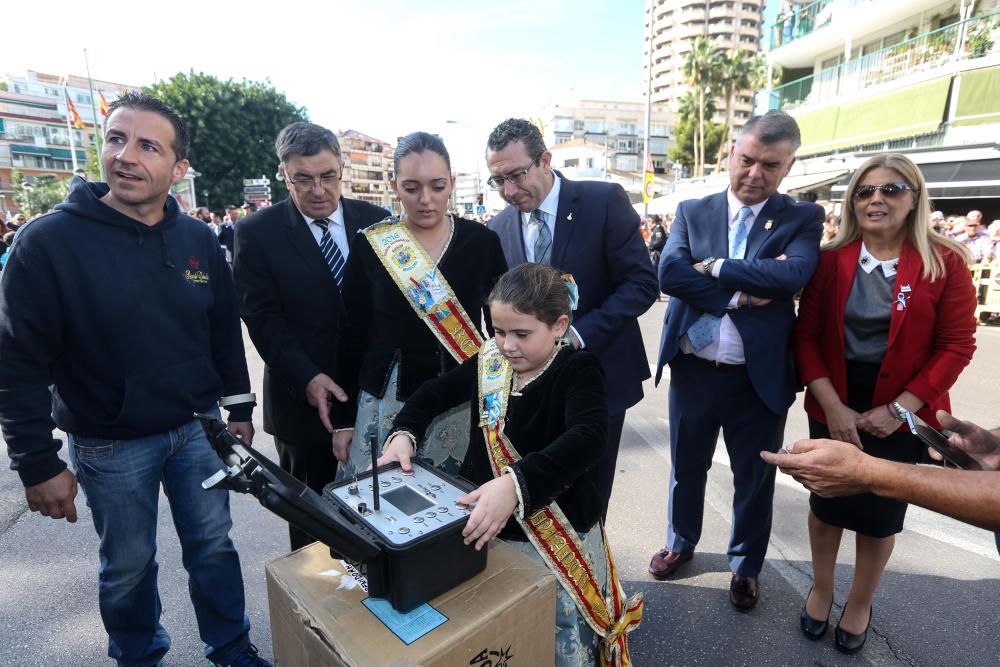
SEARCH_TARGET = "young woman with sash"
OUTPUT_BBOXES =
[331,131,507,479]
[379,264,643,667]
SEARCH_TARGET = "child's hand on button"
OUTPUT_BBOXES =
[458,475,518,551]
[377,434,415,472]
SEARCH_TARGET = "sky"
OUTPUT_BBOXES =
[5,0,648,172]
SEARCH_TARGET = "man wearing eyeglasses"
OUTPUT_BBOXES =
[650,110,823,611]
[232,121,388,550]
[484,118,659,518]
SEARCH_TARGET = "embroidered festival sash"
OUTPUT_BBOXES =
[365,217,482,362]
[477,340,644,667]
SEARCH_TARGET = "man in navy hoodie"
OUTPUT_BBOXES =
[0,92,270,667]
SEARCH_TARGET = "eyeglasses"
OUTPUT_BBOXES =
[487,161,536,189]
[286,174,341,192]
[852,182,917,201]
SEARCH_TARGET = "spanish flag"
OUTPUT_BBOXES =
[98,90,110,117]
[66,93,85,130]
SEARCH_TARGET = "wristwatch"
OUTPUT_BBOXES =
[701,257,718,276]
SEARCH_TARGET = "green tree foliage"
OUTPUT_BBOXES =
[671,92,718,174]
[12,171,70,217]
[713,51,769,171]
[83,143,102,181]
[144,72,307,210]
[682,37,723,178]
[669,116,724,174]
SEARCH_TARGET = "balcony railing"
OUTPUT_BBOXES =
[769,12,1000,111]
[769,0,873,50]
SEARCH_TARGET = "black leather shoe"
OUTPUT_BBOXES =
[799,587,831,641]
[834,604,872,654]
[729,574,759,611]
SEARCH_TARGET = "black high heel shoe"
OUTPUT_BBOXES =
[799,587,832,641]
[834,604,872,654]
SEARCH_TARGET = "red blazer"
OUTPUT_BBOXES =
[795,239,976,430]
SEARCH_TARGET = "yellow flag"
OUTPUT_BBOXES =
[642,153,654,204]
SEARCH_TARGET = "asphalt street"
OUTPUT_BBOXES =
[1,300,998,666]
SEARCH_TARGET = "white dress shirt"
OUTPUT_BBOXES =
[519,174,560,262]
[302,203,349,258]
[516,175,586,347]
[681,189,768,364]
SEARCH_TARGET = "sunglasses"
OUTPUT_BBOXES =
[852,182,917,201]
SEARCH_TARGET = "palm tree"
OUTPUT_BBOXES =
[715,52,770,171]
[682,37,722,177]
[673,91,717,175]
[677,92,700,175]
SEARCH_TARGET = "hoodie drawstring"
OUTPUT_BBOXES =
[159,229,175,268]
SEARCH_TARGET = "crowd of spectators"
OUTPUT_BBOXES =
[930,209,1000,263]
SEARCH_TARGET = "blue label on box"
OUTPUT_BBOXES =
[361,597,448,645]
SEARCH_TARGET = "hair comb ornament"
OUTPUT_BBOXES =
[561,274,579,312]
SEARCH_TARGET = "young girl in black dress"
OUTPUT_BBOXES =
[379,263,642,667]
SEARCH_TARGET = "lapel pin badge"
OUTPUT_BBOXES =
[764,220,773,231]
[567,212,573,221]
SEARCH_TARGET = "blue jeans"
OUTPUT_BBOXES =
[69,416,251,667]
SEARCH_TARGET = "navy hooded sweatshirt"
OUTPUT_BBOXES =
[0,178,253,486]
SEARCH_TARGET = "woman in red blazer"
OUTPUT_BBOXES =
[793,153,975,653]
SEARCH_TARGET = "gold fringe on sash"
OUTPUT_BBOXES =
[477,340,643,666]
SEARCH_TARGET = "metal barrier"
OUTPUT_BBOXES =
[971,264,1000,322]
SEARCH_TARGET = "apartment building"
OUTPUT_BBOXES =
[545,98,674,174]
[763,0,1000,212]
[644,0,765,126]
[1,71,136,214]
[338,129,395,212]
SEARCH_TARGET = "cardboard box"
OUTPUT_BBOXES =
[266,541,556,666]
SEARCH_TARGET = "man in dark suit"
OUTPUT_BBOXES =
[648,110,823,610]
[217,206,239,263]
[485,118,659,515]
[233,122,387,550]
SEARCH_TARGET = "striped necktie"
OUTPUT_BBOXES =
[533,210,552,265]
[314,218,346,287]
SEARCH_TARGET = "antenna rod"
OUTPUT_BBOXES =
[368,424,380,512]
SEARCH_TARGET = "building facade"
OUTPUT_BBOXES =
[762,0,1000,213]
[545,98,674,174]
[1,70,136,215]
[547,137,673,204]
[644,0,765,126]
[338,129,395,212]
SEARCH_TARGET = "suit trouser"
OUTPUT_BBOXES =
[595,412,626,519]
[274,436,339,551]
[665,353,787,576]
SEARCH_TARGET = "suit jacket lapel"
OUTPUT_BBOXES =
[551,172,579,268]
[887,242,920,347]
[340,197,363,238]
[705,192,729,258]
[284,199,338,290]
[744,194,786,260]
[500,207,528,266]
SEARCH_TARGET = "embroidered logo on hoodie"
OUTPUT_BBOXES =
[184,256,209,285]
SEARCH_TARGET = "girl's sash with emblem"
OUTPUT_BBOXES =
[364,217,482,362]
[477,339,644,667]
